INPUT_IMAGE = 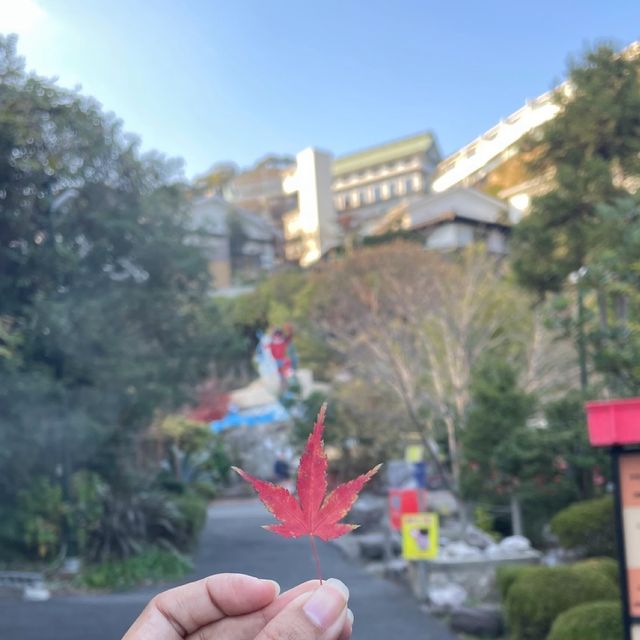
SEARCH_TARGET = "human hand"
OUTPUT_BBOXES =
[122,573,353,640]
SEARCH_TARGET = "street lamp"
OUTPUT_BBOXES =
[568,266,588,393]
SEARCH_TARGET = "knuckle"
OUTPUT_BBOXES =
[260,619,314,640]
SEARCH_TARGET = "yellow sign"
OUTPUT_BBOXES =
[404,445,424,463]
[401,512,439,560]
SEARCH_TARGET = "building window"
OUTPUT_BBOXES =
[388,182,396,198]
[360,189,368,206]
[405,178,413,194]
[344,194,351,209]
[373,186,381,202]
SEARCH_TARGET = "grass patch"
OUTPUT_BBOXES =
[80,547,192,590]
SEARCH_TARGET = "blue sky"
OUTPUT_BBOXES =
[2,0,640,178]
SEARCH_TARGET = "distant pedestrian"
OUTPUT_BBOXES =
[274,454,291,482]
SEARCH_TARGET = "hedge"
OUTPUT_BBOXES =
[550,496,615,557]
[547,600,623,640]
[504,564,619,640]
[574,557,619,585]
[496,564,542,600]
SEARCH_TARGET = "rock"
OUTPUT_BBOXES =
[23,583,50,601]
[498,535,531,554]
[428,582,467,609]
[440,541,484,560]
[450,605,504,637]
[385,558,408,580]
[464,525,496,550]
[484,543,504,558]
[357,532,388,560]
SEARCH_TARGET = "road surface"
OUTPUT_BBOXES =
[0,499,454,639]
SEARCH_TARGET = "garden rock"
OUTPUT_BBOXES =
[463,525,496,550]
[357,532,387,560]
[450,605,504,637]
[498,535,531,554]
[440,541,483,560]
[428,581,467,609]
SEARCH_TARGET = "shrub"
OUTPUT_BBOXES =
[550,496,615,557]
[496,564,540,600]
[504,564,618,640]
[82,547,191,590]
[574,557,619,585]
[191,480,218,500]
[174,491,208,548]
[547,600,623,640]
[17,477,66,559]
[87,489,183,562]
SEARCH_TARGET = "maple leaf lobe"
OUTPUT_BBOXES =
[233,405,381,541]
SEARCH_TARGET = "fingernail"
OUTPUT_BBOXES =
[347,608,354,626]
[326,578,349,601]
[303,579,349,629]
[262,579,280,597]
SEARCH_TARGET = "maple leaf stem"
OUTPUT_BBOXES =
[309,535,323,584]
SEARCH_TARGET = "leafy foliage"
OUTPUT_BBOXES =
[461,354,535,500]
[513,45,640,293]
[81,547,191,590]
[504,564,619,640]
[547,600,623,640]
[550,496,616,558]
[17,476,66,559]
[462,354,609,539]
[307,242,548,492]
[512,45,640,394]
[0,35,227,565]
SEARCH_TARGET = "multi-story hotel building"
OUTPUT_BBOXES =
[332,131,442,234]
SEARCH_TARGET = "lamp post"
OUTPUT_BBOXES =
[569,267,588,393]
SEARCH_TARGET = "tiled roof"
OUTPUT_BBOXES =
[333,132,435,176]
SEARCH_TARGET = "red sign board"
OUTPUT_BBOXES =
[586,399,640,446]
[388,489,427,531]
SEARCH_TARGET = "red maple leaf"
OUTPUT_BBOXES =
[232,405,381,542]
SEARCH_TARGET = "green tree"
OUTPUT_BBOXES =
[512,44,640,294]
[512,44,640,395]
[583,195,640,394]
[0,35,225,559]
[462,356,607,539]
[307,242,554,491]
[461,355,535,500]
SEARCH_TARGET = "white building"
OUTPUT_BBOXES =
[332,132,441,231]
[281,148,339,267]
[369,187,512,254]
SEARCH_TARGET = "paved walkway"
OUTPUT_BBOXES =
[0,499,454,639]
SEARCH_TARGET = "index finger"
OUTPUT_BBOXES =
[123,573,280,639]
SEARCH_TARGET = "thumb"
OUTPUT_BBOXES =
[256,579,350,640]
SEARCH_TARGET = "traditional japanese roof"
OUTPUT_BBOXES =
[333,131,436,177]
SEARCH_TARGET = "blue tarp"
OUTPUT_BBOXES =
[210,402,290,433]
